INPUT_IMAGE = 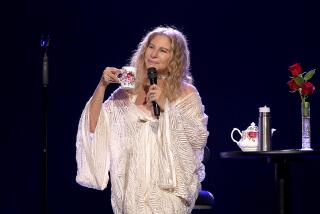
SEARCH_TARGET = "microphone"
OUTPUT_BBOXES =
[40,34,50,86]
[147,67,160,118]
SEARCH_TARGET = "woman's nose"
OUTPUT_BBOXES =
[150,49,158,58]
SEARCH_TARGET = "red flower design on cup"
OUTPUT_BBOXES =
[247,131,257,139]
[119,67,137,89]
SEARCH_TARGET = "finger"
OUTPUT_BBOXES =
[146,92,153,102]
[147,93,152,101]
[104,67,121,76]
[147,91,154,99]
[109,69,122,83]
[149,85,158,90]
[103,74,118,83]
[151,93,158,102]
[103,67,113,74]
[110,69,122,76]
[148,88,156,94]
[109,73,119,81]
[147,93,156,101]
[103,75,113,83]
[150,94,155,100]
[103,68,122,83]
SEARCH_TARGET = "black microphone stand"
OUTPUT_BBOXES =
[40,34,49,214]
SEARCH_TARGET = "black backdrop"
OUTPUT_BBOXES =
[3,0,320,213]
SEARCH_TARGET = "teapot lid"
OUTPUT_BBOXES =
[247,122,258,132]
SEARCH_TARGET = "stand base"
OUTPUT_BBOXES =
[300,147,313,151]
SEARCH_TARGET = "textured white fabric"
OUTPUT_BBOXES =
[76,88,209,214]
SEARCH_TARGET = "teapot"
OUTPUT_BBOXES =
[231,122,259,152]
[231,122,276,152]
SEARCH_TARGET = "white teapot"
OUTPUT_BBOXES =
[231,122,259,152]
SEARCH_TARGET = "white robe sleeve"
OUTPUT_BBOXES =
[170,91,209,184]
[75,99,111,190]
[159,91,209,205]
[170,92,209,150]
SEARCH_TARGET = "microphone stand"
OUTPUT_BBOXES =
[40,35,49,214]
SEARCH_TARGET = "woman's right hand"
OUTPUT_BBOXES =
[90,67,121,132]
[100,67,121,87]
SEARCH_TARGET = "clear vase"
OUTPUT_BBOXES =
[301,101,313,150]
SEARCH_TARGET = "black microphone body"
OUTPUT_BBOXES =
[147,67,160,118]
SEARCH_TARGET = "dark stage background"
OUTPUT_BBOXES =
[3,0,320,213]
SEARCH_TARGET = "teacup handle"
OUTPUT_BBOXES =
[231,128,242,143]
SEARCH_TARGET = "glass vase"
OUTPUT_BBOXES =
[301,101,313,150]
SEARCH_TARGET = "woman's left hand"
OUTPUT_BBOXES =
[147,84,165,112]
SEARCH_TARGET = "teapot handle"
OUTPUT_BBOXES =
[231,128,242,143]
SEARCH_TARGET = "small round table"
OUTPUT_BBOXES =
[220,150,320,214]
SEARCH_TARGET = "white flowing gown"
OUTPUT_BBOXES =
[76,88,209,214]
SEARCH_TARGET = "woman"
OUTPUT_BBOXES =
[76,26,209,213]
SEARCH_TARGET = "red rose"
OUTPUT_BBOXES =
[301,82,315,95]
[289,63,302,77]
[248,131,257,138]
[287,79,300,91]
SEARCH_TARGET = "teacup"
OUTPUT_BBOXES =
[118,66,137,89]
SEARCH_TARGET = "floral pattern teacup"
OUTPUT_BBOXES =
[118,66,136,89]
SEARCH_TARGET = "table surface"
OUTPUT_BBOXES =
[220,149,320,214]
[220,150,320,159]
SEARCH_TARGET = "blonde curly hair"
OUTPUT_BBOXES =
[130,26,193,102]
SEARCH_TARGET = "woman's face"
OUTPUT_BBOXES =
[144,35,173,72]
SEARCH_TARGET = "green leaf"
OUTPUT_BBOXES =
[294,76,304,86]
[304,69,316,81]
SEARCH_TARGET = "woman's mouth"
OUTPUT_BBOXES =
[147,59,158,65]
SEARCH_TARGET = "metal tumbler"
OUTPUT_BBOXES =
[258,106,271,151]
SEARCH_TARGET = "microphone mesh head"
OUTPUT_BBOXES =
[147,67,157,79]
